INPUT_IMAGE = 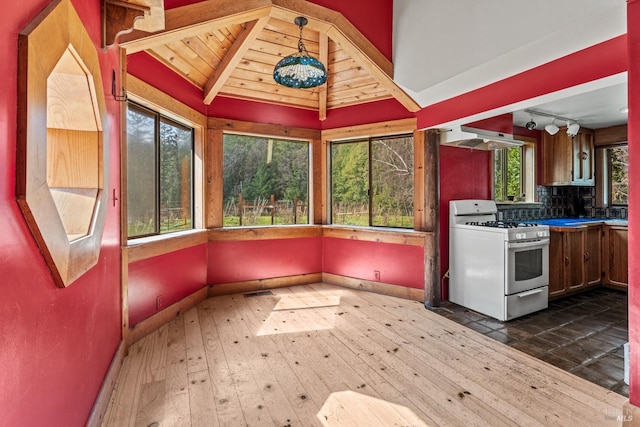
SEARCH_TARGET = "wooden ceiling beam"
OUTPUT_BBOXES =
[118,0,272,53]
[203,17,270,104]
[318,33,329,121]
[326,17,420,112]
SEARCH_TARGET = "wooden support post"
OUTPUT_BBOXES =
[424,129,441,308]
[238,193,244,226]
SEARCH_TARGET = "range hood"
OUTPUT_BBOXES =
[440,126,524,150]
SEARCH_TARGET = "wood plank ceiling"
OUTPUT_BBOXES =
[113,0,421,119]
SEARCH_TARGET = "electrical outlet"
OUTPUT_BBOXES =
[374,270,380,281]
[156,295,164,310]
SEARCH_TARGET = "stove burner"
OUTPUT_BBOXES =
[465,220,539,228]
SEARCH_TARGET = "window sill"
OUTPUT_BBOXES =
[327,224,418,232]
[127,228,207,246]
[127,229,209,263]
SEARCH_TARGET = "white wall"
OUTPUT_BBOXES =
[393,0,626,107]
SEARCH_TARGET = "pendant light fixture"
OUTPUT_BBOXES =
[273,16,327,89]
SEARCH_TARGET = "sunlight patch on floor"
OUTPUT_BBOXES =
[273,290,342,311]
[318,390,428,427]
[257,290,343,336]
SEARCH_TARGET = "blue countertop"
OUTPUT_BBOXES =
[528,218,628,227]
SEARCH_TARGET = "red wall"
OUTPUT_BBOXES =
[208,237,323,284]
[128,244,208,326]
[439,146,492,280]
[627,0,640,407]
[0,1,122,426]
[322,238,425,289]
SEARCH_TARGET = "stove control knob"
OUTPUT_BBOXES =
[516,233,525,240]
[537,231,548,237]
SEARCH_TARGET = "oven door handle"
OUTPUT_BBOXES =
[517,288,546,298]
[507,239,550,249]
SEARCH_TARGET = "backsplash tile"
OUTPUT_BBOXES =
[498,186,628,221]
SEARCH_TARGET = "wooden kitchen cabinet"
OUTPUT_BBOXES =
[584,224,602,286]
[603,224,628,289]
[541,127,595,186]
[548,230,567,297]
[548,224,601,299]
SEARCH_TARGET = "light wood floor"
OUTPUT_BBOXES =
[103,283,627,426]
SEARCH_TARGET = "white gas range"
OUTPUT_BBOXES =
[449,200,550,321]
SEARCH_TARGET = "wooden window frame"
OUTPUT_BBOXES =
[492,138,536,203]
[123,74,206,244]
[220,132,313,227]
[126,101,196,239]
[330,133,415,229]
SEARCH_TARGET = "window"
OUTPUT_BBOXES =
[493,141,535,202]
[331,134,414,228]
[604,145,628,205]
[126,103,194,238]
[222,134,310,226]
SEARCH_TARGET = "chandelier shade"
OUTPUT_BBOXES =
[273,17,327,89]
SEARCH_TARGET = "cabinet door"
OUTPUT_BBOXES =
[584,225,601,286]
[541,131,572,185]
[571,129,595,185]
[603,225,628,289]
[566,229,586,290]
[548,230,566,297]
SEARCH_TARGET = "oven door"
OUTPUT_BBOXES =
[505,238,549,295]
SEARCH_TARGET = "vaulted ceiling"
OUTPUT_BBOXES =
[109,0,420,119]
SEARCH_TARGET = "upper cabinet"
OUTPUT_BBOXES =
[541,127,595,186]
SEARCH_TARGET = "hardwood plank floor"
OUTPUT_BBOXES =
[103,284,627,426]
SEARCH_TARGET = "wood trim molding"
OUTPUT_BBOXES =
[208,117,321,140]
[594,124,628,146]
[413,129,426,230]
[322,226,429,247]
[321,118,417,141]
[127,230,209,263]
[208,273,323,297]
[312,137,325,225]
[18,0,109,288]
[322,272,425,301]
[206,128,224,228]
[128,287,209,345]
[86,341,126,427]
[209,225,322,242]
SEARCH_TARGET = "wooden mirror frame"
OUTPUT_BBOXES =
[17,0,109,288]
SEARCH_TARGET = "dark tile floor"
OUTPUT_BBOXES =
[430,287,629,397]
